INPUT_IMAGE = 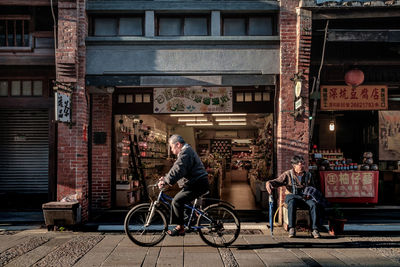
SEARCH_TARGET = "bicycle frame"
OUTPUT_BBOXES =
[147,189,213,230]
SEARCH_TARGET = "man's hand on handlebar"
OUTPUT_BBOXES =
[158,176,166,189]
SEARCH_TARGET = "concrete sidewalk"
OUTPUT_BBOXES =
[0,224,399,266]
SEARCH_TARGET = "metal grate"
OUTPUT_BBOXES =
[0,109,49,193]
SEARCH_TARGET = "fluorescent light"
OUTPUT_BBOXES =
[212,113,247,116]
[178,118,208,122]
[215,118,246,122]
[186,123,213,126]
[218,122,247,126]
[170,114,204,117]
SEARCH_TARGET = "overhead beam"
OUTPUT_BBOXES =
[312,9,400,20]
[311,59,400,66]
[0,0,56,6]
[87,0,279,12]
[327,30,400,42]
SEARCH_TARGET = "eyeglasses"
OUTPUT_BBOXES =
[294,161,305,165]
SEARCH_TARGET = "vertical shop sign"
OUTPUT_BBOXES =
[153,87,232,113]
[320,85,388,111]
[55,91,71,122]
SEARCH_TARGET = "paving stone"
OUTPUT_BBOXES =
[5,235,72,267]
[229,236,265,267]
[101,237,148,266]
[31,235,104,267]
[336,248,399,266]
[0,236,51,266]
[73,235,124,267]
[299,248,348,267]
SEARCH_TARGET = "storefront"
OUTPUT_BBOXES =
[0,3,57,210]
[307,4,400,205]
[110,86,275,210]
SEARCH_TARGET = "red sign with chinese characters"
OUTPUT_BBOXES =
[319,171,379,203]
[320,85,388,111]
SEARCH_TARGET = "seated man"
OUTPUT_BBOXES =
[266,155,323,238]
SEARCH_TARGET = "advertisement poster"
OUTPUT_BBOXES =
[153,87,232,113]
[320,85,387,111]
[379,111,400,160]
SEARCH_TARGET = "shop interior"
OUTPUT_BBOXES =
[311,110,400,205]
[114,113,274,210]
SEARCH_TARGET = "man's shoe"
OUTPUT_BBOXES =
[288,228,296,238]
[312,229,321,239]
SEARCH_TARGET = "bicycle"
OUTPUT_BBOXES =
[124,184,241,247]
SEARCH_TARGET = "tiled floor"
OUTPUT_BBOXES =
[221,181,258,210]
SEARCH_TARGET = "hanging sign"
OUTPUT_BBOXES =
[55,91,71,122]
[320,85,388,111]
[153,87,232,113]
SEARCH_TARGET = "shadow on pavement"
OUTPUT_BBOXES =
[233,240,400,250]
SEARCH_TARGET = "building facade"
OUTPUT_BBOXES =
[1,0,316,221]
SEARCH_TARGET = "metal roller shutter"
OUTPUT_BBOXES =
[0,109,49,194]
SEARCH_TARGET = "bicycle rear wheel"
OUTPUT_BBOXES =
[124,203,167,247]
[197,204,240,247]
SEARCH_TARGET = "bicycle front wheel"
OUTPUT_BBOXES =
[124,203,168,247]
[197,204,240,247]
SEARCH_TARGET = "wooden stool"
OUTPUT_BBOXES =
[282,203,311,232]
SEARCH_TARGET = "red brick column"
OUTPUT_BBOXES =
[91,94,113,209]
[57,0,90,221]
[277,1,311,222]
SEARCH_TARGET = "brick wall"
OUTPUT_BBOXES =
[57,0,90,222]
[91,94,113,209]
[277,0,311,220]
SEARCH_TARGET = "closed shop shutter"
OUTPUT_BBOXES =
[0,109,49,194]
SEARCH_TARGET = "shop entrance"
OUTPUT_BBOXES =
[113,113,273,210]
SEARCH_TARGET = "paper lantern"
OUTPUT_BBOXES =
[344,69,364,87]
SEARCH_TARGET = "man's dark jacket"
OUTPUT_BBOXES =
[164,144,208,187]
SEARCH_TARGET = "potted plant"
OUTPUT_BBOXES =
[328,204,347,236]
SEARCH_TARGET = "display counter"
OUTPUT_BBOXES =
[319,171,379,203]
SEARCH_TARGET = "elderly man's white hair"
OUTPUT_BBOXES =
[169,134,185,145]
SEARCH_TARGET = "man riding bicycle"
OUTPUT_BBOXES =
[158,134,209,236]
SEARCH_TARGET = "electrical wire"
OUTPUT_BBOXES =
[50,0,57,58]
[309,20,329,147]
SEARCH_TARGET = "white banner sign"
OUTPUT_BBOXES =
[55,91,71,122]
[153,87,232,113]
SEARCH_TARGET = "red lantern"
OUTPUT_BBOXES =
[344,69,364,87]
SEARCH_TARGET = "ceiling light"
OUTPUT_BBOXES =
[212,113,247,116]
[170,114,204,117]
[215,118,246,122]
[218,122,247,126]
[178,118,208,122]
[186,123,213,126]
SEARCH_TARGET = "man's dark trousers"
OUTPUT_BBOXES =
[171,180,208,225]
[285,194,319,230]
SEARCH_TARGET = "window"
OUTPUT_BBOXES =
[235,91,271,103]
[222,15,275,36]
[157,15,209,36]
[0,15,30,47]
[0,80,43,97]
[93,16,143,36]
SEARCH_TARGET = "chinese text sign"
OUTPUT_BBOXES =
[324,171,376,198]
[320,85,388,111]
[153,87,232,113]
[55,91,71,122]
